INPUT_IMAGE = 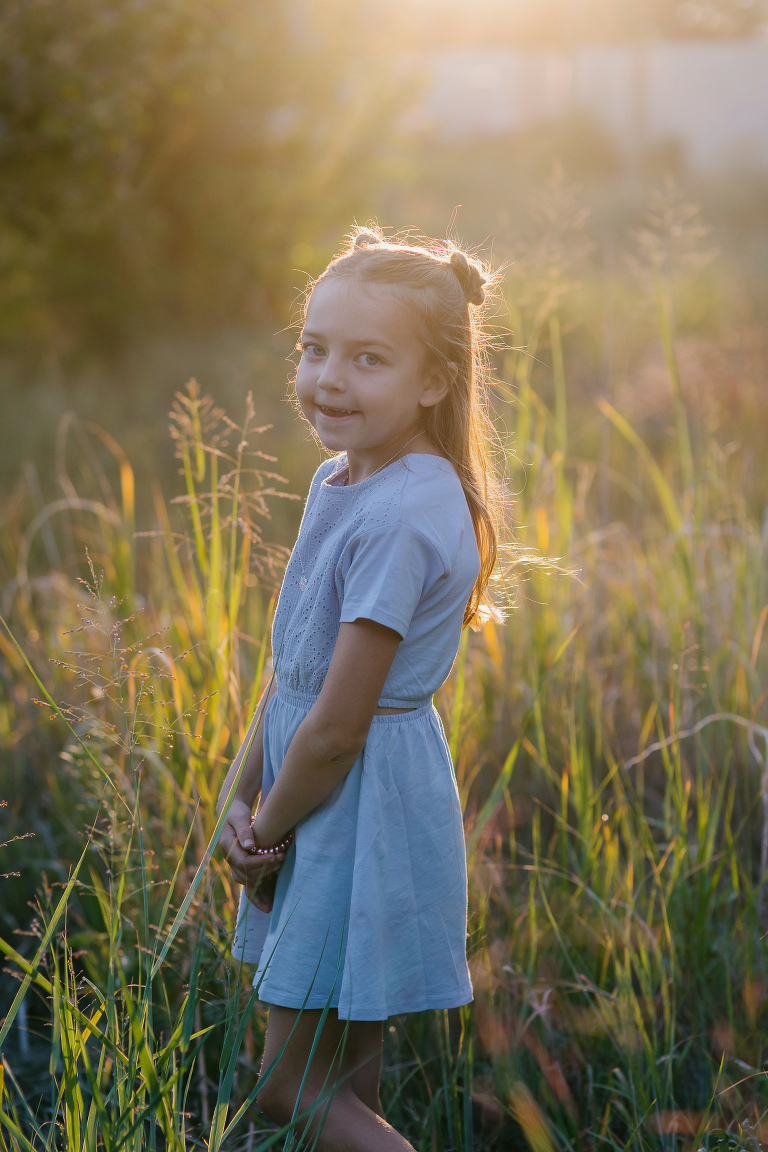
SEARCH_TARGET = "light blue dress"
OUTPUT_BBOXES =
[234,453,480,1020]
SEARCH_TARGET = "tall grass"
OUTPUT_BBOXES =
[1,179,768,1150]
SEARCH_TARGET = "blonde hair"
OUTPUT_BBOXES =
[309,225,502,627]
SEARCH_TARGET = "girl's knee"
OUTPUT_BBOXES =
[354,1083,384,1117]
[256,1077,295,1125]
[258,1075,360,1128]
[256,1075,329,1126]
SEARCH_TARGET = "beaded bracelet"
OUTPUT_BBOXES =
[247,824,294,857]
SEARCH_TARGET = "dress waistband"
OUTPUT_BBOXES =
[274,683,434,722]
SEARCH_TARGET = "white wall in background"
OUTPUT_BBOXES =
[413,40,768,170]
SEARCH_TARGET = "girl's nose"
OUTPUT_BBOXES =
[316,356,345,391]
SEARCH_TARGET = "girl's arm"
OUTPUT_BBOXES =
[251,619,402,846]
[217,679,279,885]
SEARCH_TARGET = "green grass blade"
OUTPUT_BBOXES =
[0,842,89,1050]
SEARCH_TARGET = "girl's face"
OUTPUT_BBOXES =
[296,277,448,478]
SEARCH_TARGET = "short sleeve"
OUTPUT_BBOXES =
[337,524,447,639]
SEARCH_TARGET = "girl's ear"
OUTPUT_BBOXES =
[419,361,456,409]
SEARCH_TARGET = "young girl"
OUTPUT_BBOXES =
[217,227,500,1150]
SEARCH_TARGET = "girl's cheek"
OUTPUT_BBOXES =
[297,394,315,423]
[294,374,313,411]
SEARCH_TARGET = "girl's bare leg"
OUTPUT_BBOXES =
[257,1006,414,1151]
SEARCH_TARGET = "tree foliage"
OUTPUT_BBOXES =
[0,0,400,354]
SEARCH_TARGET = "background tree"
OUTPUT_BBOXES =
[0,0,402,355]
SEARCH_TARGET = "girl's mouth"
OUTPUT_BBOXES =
[317,404,358,419]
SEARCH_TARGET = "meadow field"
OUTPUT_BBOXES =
[1,166,768,1152]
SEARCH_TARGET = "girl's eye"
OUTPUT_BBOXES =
[302,343,324,358]
[358,352,381,367]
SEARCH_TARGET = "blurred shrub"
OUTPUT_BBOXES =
[0,0,401,356]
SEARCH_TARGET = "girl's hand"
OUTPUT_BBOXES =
[219,799,287,911]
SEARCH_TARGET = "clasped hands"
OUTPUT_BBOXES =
[219,798,292,912]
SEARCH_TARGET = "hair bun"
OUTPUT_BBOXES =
[353,228,384,251]
[449,250,486,306]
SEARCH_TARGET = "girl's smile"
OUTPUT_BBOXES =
[296,278,449,483]
[316,404,359,419]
